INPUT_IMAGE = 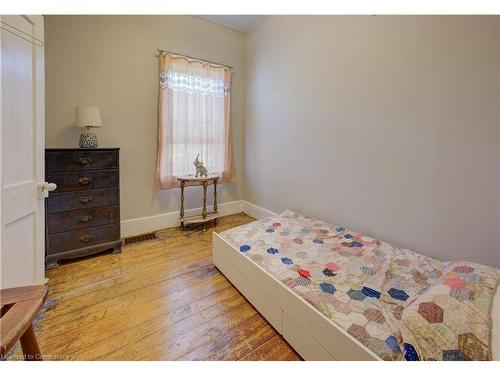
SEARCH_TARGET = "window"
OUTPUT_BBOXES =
[155,54,236,189]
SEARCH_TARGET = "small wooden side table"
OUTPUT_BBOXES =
[0,284,48,360]
[177,175,219,231]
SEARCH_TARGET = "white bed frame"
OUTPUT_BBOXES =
[213,232,381,361]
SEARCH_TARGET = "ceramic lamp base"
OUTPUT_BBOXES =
[79,130,98,148]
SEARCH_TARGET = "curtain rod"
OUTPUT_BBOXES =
[155,49,234,71]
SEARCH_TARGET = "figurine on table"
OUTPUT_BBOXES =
[193,153,208,178]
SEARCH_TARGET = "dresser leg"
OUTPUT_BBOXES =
[45,257,59,270]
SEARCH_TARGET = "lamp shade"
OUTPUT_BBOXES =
[75,106,102,128]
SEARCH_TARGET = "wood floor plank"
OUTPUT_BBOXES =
[70,286,240,360]
[38,271,227,338]
[177,313,276,360]
[44,250,215,320]
[48,241,210,292]
[10,213,300,361]
[131,299,264,361]
[239,335,301,361]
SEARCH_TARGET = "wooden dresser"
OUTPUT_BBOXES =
[45,148,122,269]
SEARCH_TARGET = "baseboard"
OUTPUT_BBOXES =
[121,200,244,237]
[241,201,277,219]
[120,200,276,237]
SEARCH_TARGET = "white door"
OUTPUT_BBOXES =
[0,15,46,289]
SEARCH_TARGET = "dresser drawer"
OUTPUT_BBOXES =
[47,206,119,234]
[46,150,118,172]
[47,224,120,255]
[48,170,118,192]
[47,188,119,213]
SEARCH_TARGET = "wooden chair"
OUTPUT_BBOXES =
[0,285,48,360]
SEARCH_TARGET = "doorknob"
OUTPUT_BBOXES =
[38,182,57,199]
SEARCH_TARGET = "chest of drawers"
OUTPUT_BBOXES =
[45,148,122,268]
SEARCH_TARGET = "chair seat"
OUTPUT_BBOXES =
[0,285,48,358]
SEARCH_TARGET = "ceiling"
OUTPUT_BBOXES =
[195,15,265,33]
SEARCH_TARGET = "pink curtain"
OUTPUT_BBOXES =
[155,54,236,189]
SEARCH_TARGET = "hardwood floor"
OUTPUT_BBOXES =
[12,213,300,361]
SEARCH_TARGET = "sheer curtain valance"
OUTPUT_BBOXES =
[155,54,236,189]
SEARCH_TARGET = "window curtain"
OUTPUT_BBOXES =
[155,53,236,189]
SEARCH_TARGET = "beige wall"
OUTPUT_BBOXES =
[245,16,500,267]
[45,15,500,267]
[44,15,246,221]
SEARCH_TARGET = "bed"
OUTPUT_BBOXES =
[213,210,500,361]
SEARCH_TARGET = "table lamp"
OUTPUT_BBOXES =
[75,106,102,148]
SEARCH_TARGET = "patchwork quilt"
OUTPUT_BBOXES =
[219,210,499,361]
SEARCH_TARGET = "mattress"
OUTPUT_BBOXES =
[220,210,500,361]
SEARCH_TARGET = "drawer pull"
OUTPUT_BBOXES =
[79,195,93,204]
[78,176,92,185]
[79,215,93,223]
[78,157,92,166]
[80,234,93,243]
